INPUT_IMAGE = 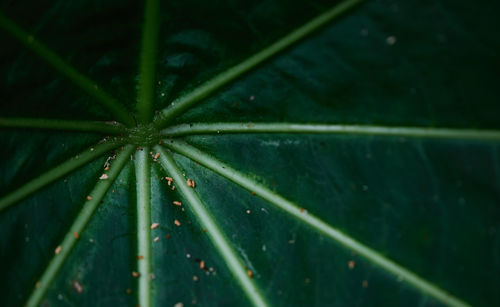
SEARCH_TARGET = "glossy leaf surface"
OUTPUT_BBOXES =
[1,0,499,307]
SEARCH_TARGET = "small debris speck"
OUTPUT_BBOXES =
[246,210,251,214]
[73,281,83,294]
[73,232,79,239]
[151,223,159,229]
[126,288,132,294]
[132,271,140,278]
[86,195,92,201]
[249,95,255,101]
[174,220,181,226]
[386,35,397,45]
[173,201,182,206]
[174,303,184,307]
[247,270,253,278]
[154,153,160,159]
[200,260,205,270]
[153,236,159,242]
[362,280,369,288]
[99,174,108,180]
[137,255,144,260]
[348,260,355,270]
[55,246,62,255]
[187,179,196,188]
[193,275,199,282]
[186,253,191,258]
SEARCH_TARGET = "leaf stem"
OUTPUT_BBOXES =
[152,0,364,128]
[0,12,135,127]
[0,117,126,134]
[154,145,268,307]
[163,139,471,307]
[136,0,160,123]
[161,122,500,141]
[134,147,152,307]
[0,137,126,212]
[25,145,134,307]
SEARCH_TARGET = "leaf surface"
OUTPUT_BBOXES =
[1,0,499,307]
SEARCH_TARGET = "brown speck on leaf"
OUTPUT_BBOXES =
[251,192,256,196]
[300,208,305,213]
[193,275,199,282]
[151,223,159,230]
[165,177,173,183]
[137,255,144,260]
[247,270,253,278]
[202,228,207,232]
[174,219,181,226]
[209,267,214,272]
[362,280,369,288]
[200,260,205,270]
[104,165,110,171]
[173,201,182,206]
[153,236,159,242]
[154,153,160,159]
[73,231,79,239]
[126,288,132,294]
[166,234,171,239]
[86,195,92,201]
[35,281,42,288]
[171,185,175,191]
[73,281,83,294]
[132,271,140,278]
[99,174,108,180]
[55,245,62,255]
[194,161,198,165]
[348,260,355,270]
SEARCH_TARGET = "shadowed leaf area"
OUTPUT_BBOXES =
[0,0,499,307]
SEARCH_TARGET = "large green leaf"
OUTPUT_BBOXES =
[1,0,499,306]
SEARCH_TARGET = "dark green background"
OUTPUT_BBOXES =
[0,0,499,306]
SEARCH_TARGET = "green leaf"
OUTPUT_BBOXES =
[1,0,499,307]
